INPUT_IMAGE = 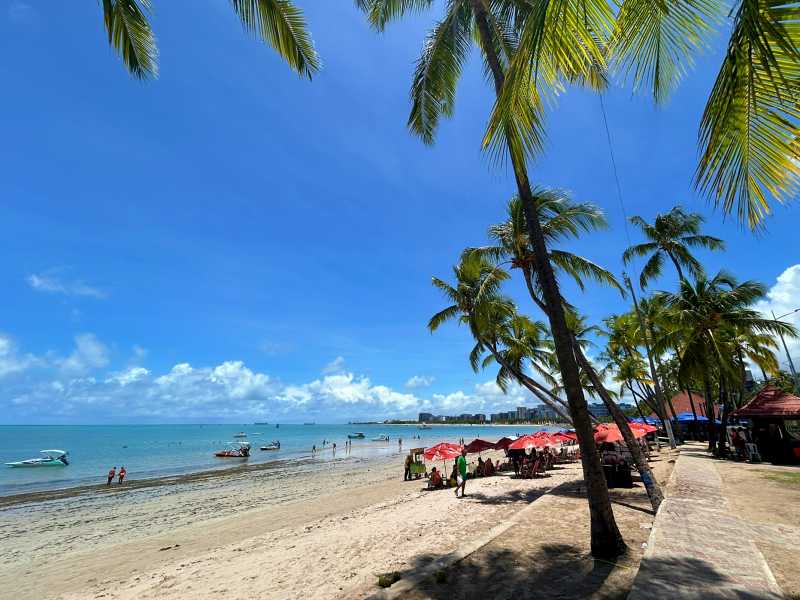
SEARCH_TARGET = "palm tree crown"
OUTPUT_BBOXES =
[623,207,725,289]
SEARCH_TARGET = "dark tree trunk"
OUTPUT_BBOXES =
[624,275,676,448]
[520,265,663,510]
[573,341,664,511]
[471,0,625,557]
[703,376,716,452]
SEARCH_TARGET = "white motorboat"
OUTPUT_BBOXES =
[233,432,248,438]
[6,450,69,467]
[371,435,390,442]
[260,441,281,451]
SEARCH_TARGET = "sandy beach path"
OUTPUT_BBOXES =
[2,452,582,600]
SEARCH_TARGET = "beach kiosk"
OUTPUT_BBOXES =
[408,448,426,479]
[732,386,800,464]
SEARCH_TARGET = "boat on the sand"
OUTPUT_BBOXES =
[6,450,69,467]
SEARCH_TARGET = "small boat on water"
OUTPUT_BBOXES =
[348,432,365,439]
[6,450,69,468]
[260,441,281,451]
[215,441,251,458]
[233,432,248,438]
[417,424,432,430]
[372,434,389,442]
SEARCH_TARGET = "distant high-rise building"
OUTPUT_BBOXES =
[418,412,434,423]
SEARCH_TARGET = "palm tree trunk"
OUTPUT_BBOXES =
[624,275,677,448]
[471,0,625,557]
[686,387,698,440]
[520,266,663,510]
[703,375,716,452]
[572,341,664,511]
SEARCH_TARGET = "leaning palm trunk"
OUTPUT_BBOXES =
[572,341,664,511]
[470,0,625,558]
[624,275,677,448]
[519,255,663,510]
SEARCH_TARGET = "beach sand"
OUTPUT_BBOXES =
[0,447,672,600]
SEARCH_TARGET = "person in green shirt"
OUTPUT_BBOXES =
[455,448,468,498]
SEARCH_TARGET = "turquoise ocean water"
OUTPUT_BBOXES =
[0,423,554,496]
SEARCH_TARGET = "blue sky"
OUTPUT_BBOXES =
[1,1,798,424]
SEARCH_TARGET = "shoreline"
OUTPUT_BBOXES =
[0,446,584,600]
[0,454,326,509]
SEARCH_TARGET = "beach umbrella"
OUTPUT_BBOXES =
[464,438,495,454]
[493,437,514,450]
[508,434,557,450]
[423,442,462,461]
[549,431,576,443]
[594,424,648,444]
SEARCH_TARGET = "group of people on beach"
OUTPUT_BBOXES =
[106,466,126,486]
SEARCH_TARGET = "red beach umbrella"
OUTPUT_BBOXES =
[508,434,557,450]
[464,438,495,454]
[423,442,462,461]
[493,437,514,450]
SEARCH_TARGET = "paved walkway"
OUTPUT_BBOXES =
[629,450,789,600]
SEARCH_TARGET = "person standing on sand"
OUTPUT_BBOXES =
[118,466,126,485]
[455,449,468,498]
[332,442,337,456]
[107,466,116,486]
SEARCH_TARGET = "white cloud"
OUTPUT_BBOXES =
[405,375,435,388]
[0,334,39,378]
[26,273,106,299]
[754,264,800,372]
[0,339,563,421]
[106,366,149,386]
[58,333,110,374]
[322,355,346,374]
[132,345,148,361]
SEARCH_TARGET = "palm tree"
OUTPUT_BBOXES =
[358,0,626,556]
[102,0,319,80]
[623,207,725,289]
[663,272,797,454]
[468,193,665,509]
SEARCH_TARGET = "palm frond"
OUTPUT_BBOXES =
[550,250,623,291]
[102,0,158,80]
[428,304,461,331]
[230,0,320,78]
[408,3,472,143]
[611,0,723,103]
[639,250,665,288]
[694,0,800,229]
[356,0,435,31]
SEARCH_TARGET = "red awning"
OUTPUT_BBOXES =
[464,439,495,453]
[732,386,800,419]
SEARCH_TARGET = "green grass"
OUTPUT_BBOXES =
[377,572,402,588]
[759,470,800,486]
